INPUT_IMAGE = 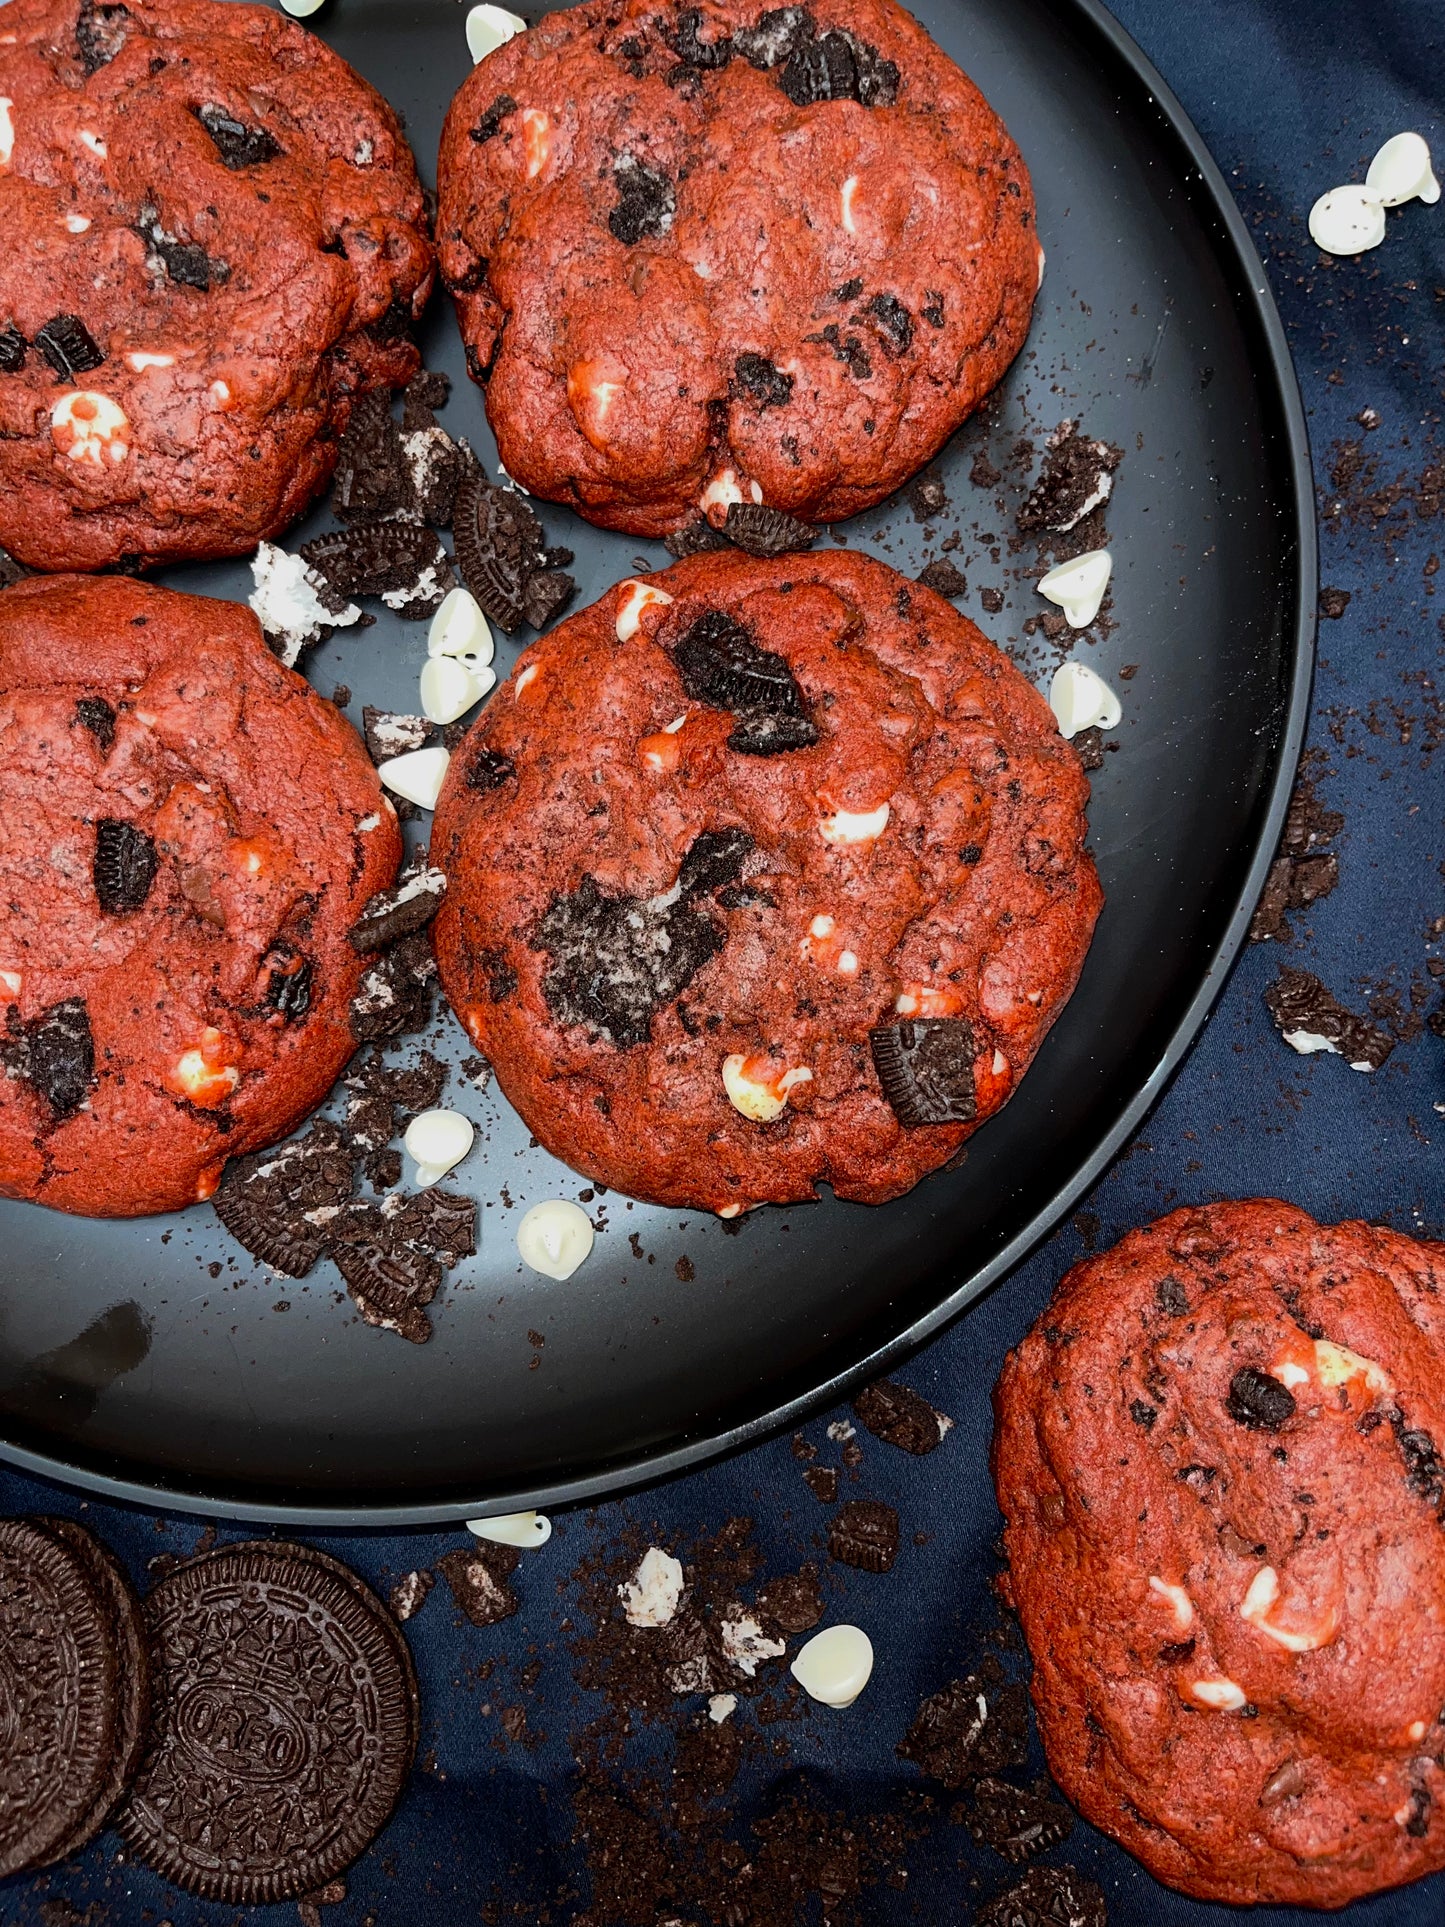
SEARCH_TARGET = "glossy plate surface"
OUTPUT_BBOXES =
[0,0,1314,1521]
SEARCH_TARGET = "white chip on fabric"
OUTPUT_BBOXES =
[375,744,450,810]
[420,654,493,725]
[1049,660,1122,738]
[1365,132,1440,208]
[516,1199,594,1280]
[429,585,494,663]
[1308,185,1387,256]
[467,1511,552,1548]
[620,1547,684,1627]
[790,1625,874,1707]
[708,1694,737,1723]
[1038,549,1112,628]
[281,0,325,15]
[466,3,527,62]
[403,1107,474,1187]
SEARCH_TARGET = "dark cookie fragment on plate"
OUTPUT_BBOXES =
[828,1498,899,1572]
[301,518,453,618]
[93,818,157,915]
[853,1377,949,1454]
[332,390,411,523]
[347,861,447,953]
[349,931,436,1043]
[1264,964,1394,1071]
[329,1185,474,1344]
[453,469,575,633]
[870,1017,976,1126]
[2,997,95,1119]
[898,1662,1030,1787]
[664,517,732,559]
[34,314,105,380]
[211,1118,356,1278]
[1017,420,1122,536]
[196,102,283,169]
[723,499,816,557]
[362,705,432,764]
[917,557,967,598]
[975,1865,1107,1927]
[389,1568,434,1620]
[437,1543,520,1626]
[966,1777,1075,1863]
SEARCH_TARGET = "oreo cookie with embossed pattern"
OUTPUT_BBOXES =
[119,1539,418,1902]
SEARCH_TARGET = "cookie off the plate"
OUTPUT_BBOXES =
[436,0,1040,539]
[993,1200,1445,1908]
[0,576,401,1216]
[0,0,434,571]
[431,550,1101,1213]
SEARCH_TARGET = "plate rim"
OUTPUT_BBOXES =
[0,0,1318,1525]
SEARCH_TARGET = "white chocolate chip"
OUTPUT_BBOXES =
[836,949,858,975]
[124,349,175,371]
[78,129,106,158]
[790,1625,874,1708]
[357,814,381,833]
[840,175,860,233]
[708,1694,737,1723]
[467,1510,551,1548]
[0,969,21,999]
[1312,1338,1391,1397]
[1049,660,1122,737]
[1036,243,1046,289]
[1148,1576,1194,1634]
[1188,1676,1247,1711]
[51,391,130,469]
[171,1042,239,1104]
[466,2,527,60]
[521,107,551,178]
[809,915,835,940]
[819,802,890,846]
[620,1546,684,1627]
[1366,132,1440,207]
[720,1614,785,1677]
[208,379,233,410]
[716,1203,744,1219]
[280,0,325,15]
[700,468,752,517]
[375,745,451,810]
[516,1198,594,1280]
[64,212,91,234]
[1239,1562,1339,1653]
[420,654,494,724]
[1038,549,1113,629]
[514,662,541,700]
[0,98,14,170]
[722,1055,812,1123]
[1308,185,1386,256]
[615,578,674,641]
[1271,1359,1311,1389]
[403,1107,475,1187]
[429,584,494,664]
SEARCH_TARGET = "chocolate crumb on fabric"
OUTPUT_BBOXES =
[437,1544,519,1626]
[976,1866,1108,1927]
[827,1498,900,1572]
[853,1378,951,1454]
[898,1660,1030,1787]
[1319,586,1352,619]
[1249,749,1343,942]
[966,1777,1076,1863]
[803,1464,839,1504]
[389,1568,434,1621]
[1264,964,1395,1070]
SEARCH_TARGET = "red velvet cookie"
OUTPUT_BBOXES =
[437,0,1038,539]
[993,1200,1445,1909]
[0,576,401,1216]
[432,549,1100,1211]
[0,0,434,572]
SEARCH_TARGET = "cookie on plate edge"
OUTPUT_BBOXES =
[0,0,434,572]
[437,0,1040,538]
[431,548,1101,1212]
[0,575,401,1216]
[993,1199,1445,1908]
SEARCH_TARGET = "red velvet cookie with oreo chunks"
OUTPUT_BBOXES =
[0,576,401,1216]
[993,1201,1445,1909]
[437,0,1039,539]
[432,549,1099,1212]
[0,0,434,572]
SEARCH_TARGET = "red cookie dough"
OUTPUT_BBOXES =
[432,549,1100,1211]
[993,1200,1445,1909]
[0,576,401,1216]
[437,0,1038,538]
[0,0,434,572]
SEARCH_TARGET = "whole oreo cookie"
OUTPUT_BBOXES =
[993,1201,1445,1908]
[436,0,1039,538]
[0,1515,150,1878]
[0,576,401,1216]
[432,549,1100,1211]
[119,1539,419,1902]
[0,0,434,571]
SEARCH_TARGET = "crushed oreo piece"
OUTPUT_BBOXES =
[196,103,282,168]
[853,1379,948,1455]
[400,422,468,528]
[674,610,811,719]
[533,865,729,1048]
[436,1544,519,1626]
[0,325,26,373]
[898,1663,1029,1787]
[779,27,856,102]
[967,1778,1074,1863]
[921,290,946,328]
[731,353,794,410]
[344,1050,448,1150]
[1249,753,1343,942]
[841,27,900,105]
[2,998,95,1119]
[465,746,515,792]
[135,204,224,291]
[609,154,676,246]
[349,932,436,1043]
[917,557,967,598]
[755,1567,823,1636]
[665,7,732,66]
[976,1866,1107,1927]
[453,470,573,633]
[827,1498,899,1573]
[333,391,411,523]
[870,1018,976,1127]
[1155,1275,1189,1316]
[333,1234,442,1345]
[732,4,809,67]
[1264,965,1395,1071]
[75,695,116,751]
[470,93,518,143]
[362,707,432,764]
[389,1569,434,1621]
[804,320,871,380]
[863,292,914,354]
[675,827,754,898]
[35,314,105,380]
[93,818,157,915]
[265,953,313,1022]
[212,1120,356,1278]
[1227,1365,1296,1432]
[723,500,816,557]
[803,1464,839,1504]
[347,863,447,954]
[75,0,130,72]
[1392,1414,1445,1517]
[1318,586,1351,620]
[301,518,453,617]
[664,518,732,559]
[522,568,576,630]
[726,709,819,755]
[1018,420,1122,535]
[1071,727,1108,771]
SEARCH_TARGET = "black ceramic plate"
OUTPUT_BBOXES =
[0,0,1314,1522]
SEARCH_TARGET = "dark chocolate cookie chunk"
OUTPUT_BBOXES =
[897,1663,1030,1788]
[301,519,453,617]
[870,1017,977,1127]
[436,1543,520,1626]
[1017,420,1122,536]
[966,1777,1075,1863]
[2,997,95,1119]
[1264,964,1395,1072]
[120,1540,418,1901]
[0,1516,150,1878]
[437,0,1040,540]
[347,862,447,953]
[0,0,434,572]
[452,469,575,633]
[93,817,158,915]
[212,1119,357,1278]
[976,1866,1107,1927]
[853,1377,948,1454]
[827,1498,899,1572]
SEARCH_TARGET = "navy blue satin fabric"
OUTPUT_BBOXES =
[3,2,1442,1920]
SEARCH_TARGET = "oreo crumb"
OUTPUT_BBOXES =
[362,707,433,765]
[389,1569,434,1621]
[196,102,282,168]
[966,1777,1075,1863]
[1318,586,1351,620]
[74,695,116,752]
[827,1498,899,1572]
[93,818,157,915]
[437,1544,520,1626]
[977,1866,1107,1927]
[1017,420,1122,535]
[347,862,447,953]
[870,1018,976,1127]
[1227,1365,1297,1432]
[212,1119,356,1279]
[34,314,105,380]
[898,1661,1030,1788]
[1,997,95,1119]
[470,93,518,143]
[732,353,794,410]
[723,500,816,557]
[1264,965,1395,1071]
[453,469,574,633]
[917,557,967,598]
[854,1379,950,1454]
[609,154,676,246]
